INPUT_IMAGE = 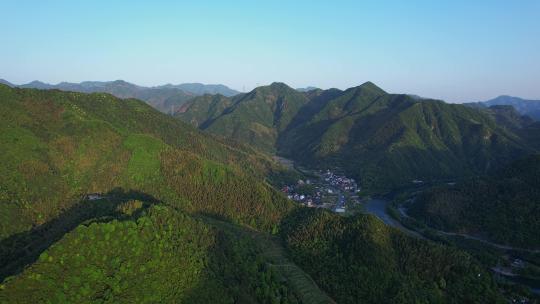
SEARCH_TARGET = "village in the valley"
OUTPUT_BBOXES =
[281,169,362,214]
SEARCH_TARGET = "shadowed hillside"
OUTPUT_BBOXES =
[408,154,540,248]
[280,208,504,303]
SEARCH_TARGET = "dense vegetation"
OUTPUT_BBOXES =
[0,84,292,241]
[280,208,504,303]
[408,154,540,248]
[178,82,311,152]
[0,204,300,303]
[0,85,520,302]
[178,82,535,192]
[0,84,306,302]
[481,105,536,130]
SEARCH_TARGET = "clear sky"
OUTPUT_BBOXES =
[1,0,539,102]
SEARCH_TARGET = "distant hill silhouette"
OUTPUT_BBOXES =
[296,86,319,92]
[466,95,540,120]
[4,79,239,114]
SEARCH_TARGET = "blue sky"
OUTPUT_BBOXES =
[1,0,539,102]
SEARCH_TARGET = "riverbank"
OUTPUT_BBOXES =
[272,157,539,297]
[362,199,425,239]
[388,200,540,296]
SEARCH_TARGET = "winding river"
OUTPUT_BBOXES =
[362,199,425,239]
[362,198,540,295]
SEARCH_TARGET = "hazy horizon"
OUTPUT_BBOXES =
[3,77,539,104]
[1,0,539,102]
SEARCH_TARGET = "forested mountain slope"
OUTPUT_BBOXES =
[178,82,534,191]
[0,85,510,303]
[408,154,540,248]
[0,203,303,303]
[281,209,504,303]
[0,84,303,302]
[0,84,292,241]
[178,82,310,152]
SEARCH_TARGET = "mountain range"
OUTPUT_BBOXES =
[0,83,506,303]
[0,79,240,114]
[466,95,540,121]
[177,82,537,191]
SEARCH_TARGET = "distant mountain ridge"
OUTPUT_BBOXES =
[1,79,240,114]
[0,79,15,87]
[159,83,239,96]
[466,95,540,120]
[296,86,319,92]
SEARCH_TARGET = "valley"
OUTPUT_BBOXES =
[3,2,539,303]
[312,168,540,297]
[362,199,425,239]
[178,81,534,192]
[1,82,538,303]
[279,168,359,213]
[389,192,540,296]
[275,156,540,299]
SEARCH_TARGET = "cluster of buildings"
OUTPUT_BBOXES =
[281,179,318,207]
[322,170,359,194]
[281,170,360,213]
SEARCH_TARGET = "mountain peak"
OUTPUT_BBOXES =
[357,81,386,94]
[251,82,296,95]
[29,80,48,85]
[492,95,520,101]
[111,80,133,86]
[343,81,386,98]
[269,82,293,90]
[0,79,14,87]
[19,80,54,89]
[485,95,540,105]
